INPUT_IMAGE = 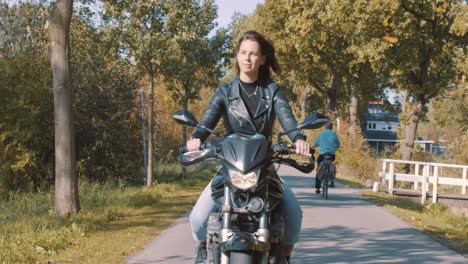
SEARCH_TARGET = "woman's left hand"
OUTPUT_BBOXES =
[294,139,310,156]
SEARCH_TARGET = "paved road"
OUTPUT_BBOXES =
[126,166,467,264]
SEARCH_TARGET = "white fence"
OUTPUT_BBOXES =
[379,159,468,204]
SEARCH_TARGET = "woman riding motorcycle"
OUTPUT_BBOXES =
[186,30,310,264]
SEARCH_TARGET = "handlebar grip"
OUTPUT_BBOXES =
[180,142,211,154]
[310,148,315,155]
[179,146,188,154]
[288,148,314,157]
[274,142,314,157]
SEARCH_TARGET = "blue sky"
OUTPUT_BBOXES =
[214,0,264,28]
[7,0,263,30]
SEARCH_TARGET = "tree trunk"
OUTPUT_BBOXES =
[182,99,188,178]
[48,0,79,216]
[297,85,309,120]
[400,99,424,161]
[299,94,306,121]
[348,83,359,136]
[326,74,339,123]
[147,73,154,186]
[401,89,408,113]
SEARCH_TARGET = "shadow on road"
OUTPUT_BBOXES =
[281,175,313,189]
[294,226,465,264]
[294,192,372,209]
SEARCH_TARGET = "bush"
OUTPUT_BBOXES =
[446,132,468,165]
[337,129,379,181]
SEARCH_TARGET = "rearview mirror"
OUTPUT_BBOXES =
[172,110,198,127]
[172,110,219,136]
[279,112,329,142]
[297,112,329,130]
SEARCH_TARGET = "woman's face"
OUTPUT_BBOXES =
[237,39,265,78]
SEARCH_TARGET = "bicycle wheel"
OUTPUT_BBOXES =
[322,180,328,199]
[324,180,328,199]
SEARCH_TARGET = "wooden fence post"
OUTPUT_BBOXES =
[381,161,387,188]
[462,168,467,195]
[388,162,394,195]
[414,163,419,190]
[421,165,428,204]
[432,165,438,203]
[426,164,430,192]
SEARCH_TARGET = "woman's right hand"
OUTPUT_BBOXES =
[186,138,201,152]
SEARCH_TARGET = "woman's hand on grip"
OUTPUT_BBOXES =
[187,138,201,152]
[294,139,310,156]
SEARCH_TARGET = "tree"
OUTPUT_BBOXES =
[243,0,389,133]
[162,0,225,172]
[0,1,54,192]
[381,0,465,161]
[48,0,80,215]
[104,0,170,186]
[70,6,142,184]
[431,5,467,133]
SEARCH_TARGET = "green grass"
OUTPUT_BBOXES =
[335,170,367,189]
[0,163,215,263]
[335,177,366,188]
[362,191,468,255]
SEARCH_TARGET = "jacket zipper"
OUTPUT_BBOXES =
[232,108,257,133]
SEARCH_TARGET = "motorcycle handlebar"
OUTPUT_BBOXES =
[179,142,212,155]
[178,146,216,166]
[179,145,188,154]
[276,158,314,173]
[179,140,315,172]
[273,141,315,157]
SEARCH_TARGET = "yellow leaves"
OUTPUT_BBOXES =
[0,131,32,172]
[0,131,11,144]
[161,92,174,106]
[11,146,32,172]
[383,33,398,44]
[299,27,309,38]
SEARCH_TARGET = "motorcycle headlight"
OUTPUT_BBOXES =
[228,169,260,190]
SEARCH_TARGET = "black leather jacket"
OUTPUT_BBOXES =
[192,77,305,142]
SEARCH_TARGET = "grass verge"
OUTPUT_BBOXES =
[0,164,214,263]
[335,172,366,189]
[362,191,468,256]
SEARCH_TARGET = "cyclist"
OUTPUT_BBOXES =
[312,121,340,193]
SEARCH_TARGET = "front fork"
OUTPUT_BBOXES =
[220,186,232,264]
[220,186,270,264]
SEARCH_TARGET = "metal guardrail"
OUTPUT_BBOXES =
[379,159,468,204]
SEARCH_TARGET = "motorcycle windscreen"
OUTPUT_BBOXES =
[220,134,270,173]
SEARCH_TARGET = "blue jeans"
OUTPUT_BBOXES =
[189,179,303,245]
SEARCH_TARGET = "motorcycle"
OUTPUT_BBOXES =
[173,110,329,264]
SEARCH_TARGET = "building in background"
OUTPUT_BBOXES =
[361,102,400,154]
[361,102,445,155]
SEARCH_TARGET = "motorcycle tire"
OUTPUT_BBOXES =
[212,243,221,264]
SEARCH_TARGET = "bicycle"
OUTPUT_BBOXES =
[316,154,336,199]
